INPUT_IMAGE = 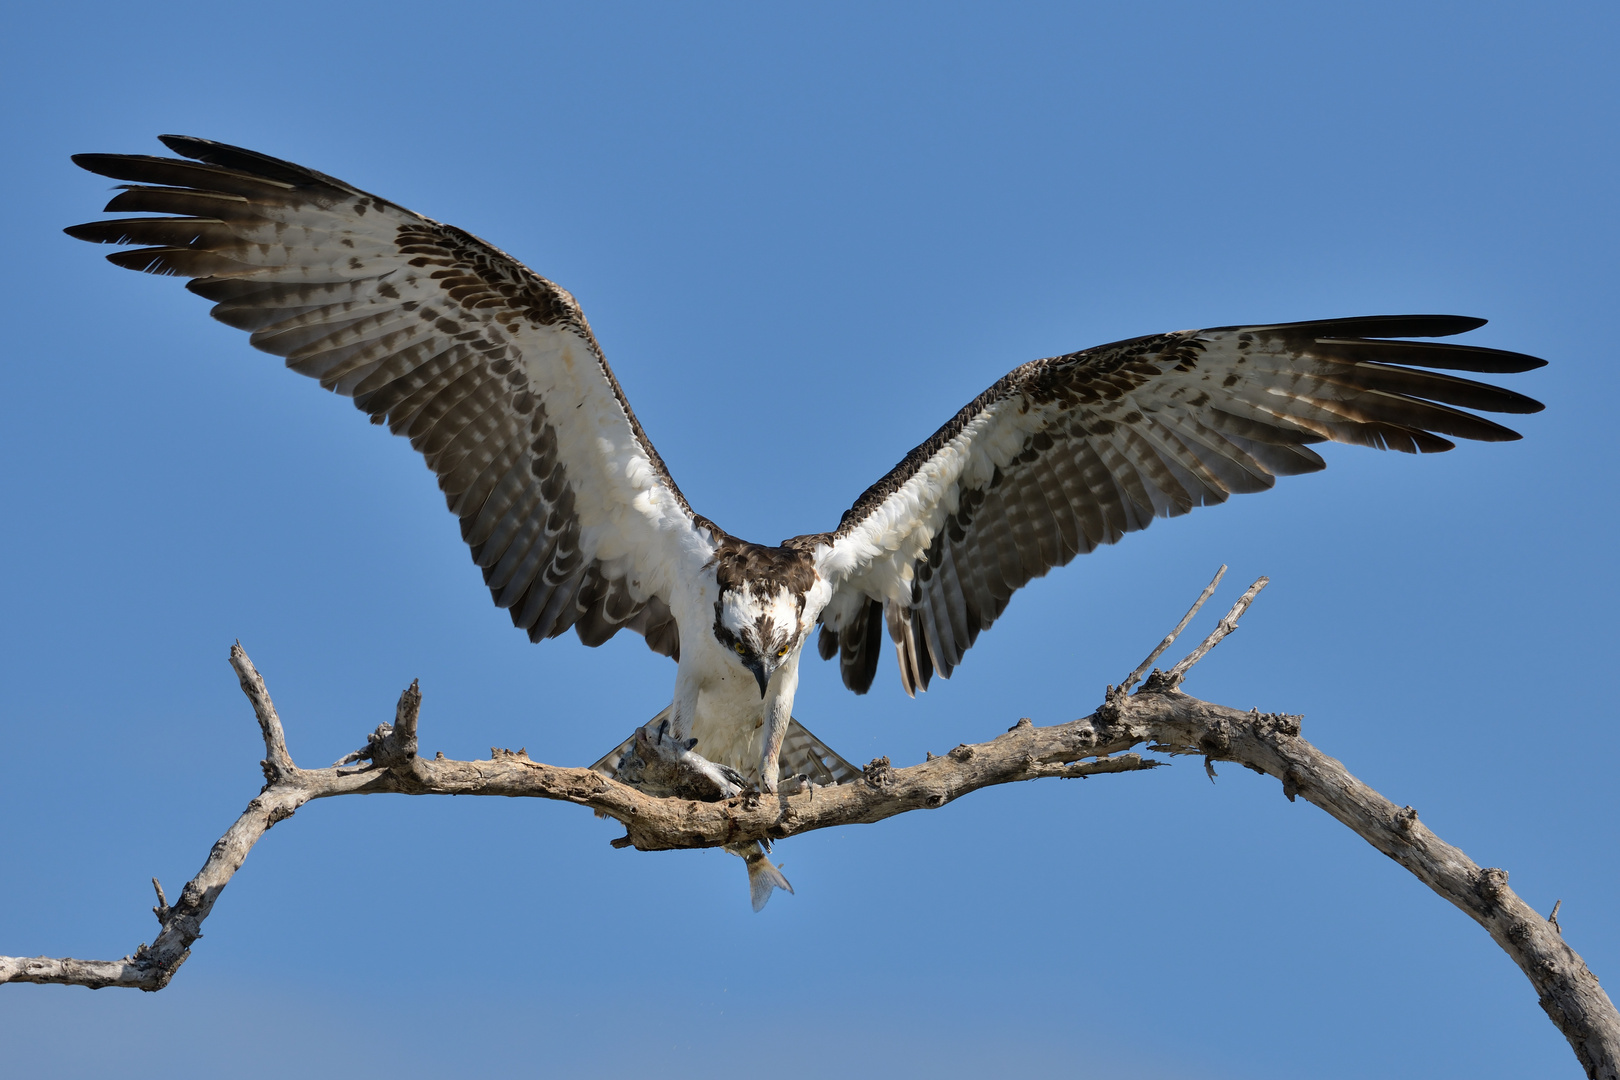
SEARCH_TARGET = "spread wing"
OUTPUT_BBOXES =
[803,316,1545,695]
[68,135,717,657]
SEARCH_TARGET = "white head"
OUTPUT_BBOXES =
[710,541,816,696]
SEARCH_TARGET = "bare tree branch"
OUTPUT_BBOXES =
[1122,563,1226,692]
[1161,574,1269,687]
[3,580,1615,1079]
[0,771,308,990]
[231,641,296,783]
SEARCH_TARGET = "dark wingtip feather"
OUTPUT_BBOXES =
[73,137,356,197]
[104,248,180,275]
[160,134,307,177]
[1339,341,1548,376]
[157,134,366,195]
[157,134,220,157]
[71,152,143,181]
[65,217,231,248]
[1408,314,1486,337]
[1310,314,1488,338]
[1215,314,1489,339]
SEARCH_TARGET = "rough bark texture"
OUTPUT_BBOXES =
[3,591,1615,1078]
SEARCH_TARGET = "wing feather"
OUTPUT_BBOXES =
[70,136,717,654]
[807,319,1545,694]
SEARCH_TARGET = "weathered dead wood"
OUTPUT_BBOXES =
[3,582,1615,1079]
[1121,563,1225,692]
[1161,574,1269,687]
[1114,691,1620,1078]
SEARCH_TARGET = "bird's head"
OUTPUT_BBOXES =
[711,541,818,697]
[714,583,802,696]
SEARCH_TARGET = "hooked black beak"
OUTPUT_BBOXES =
[745,651,786,698]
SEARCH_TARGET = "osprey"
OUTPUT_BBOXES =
[68,137,1546,905]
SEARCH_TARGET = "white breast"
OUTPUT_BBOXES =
[677,639,773,780]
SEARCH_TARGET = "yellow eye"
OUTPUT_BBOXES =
[734,642,747,655]
[777,647,788,657]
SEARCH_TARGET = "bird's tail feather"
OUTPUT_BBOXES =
[590,707,859,790]
[778,718,861,787]
[588,705,671,778]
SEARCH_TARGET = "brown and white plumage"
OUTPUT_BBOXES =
[805,317,1544,695]
[69,139,1547,898]
[67,136,713,660]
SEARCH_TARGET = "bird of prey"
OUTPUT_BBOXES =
[68,137,1546,907]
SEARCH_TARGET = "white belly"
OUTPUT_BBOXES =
[687,641,771,778]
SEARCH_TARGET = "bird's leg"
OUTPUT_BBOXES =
[757,669,797,793]
[758,710,788,794]
[669,669,702,745]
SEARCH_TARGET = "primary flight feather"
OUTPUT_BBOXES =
[68,138,1545,904]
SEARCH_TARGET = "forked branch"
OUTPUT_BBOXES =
[3,578,1615,1079]
[1121,563,1226,692]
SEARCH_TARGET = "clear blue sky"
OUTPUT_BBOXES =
[2,3,1615,1077]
